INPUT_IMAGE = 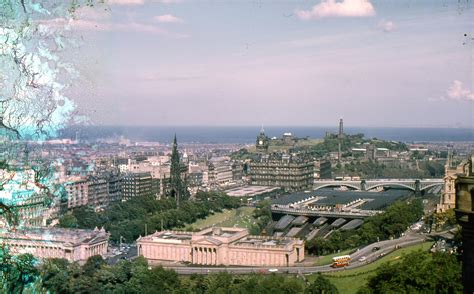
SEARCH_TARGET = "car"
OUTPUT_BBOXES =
[372,246,381,252]
[358,256,367,262]
[268,268,279,273]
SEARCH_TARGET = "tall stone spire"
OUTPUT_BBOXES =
[170,134,187,207]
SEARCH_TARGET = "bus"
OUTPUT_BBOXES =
[331,255,351,268]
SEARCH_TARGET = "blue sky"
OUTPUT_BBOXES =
[63,0,473,128]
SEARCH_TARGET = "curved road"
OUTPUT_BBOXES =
[161,233,427,275]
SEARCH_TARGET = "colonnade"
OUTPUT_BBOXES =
[88,242,107,257]
[192,247,218,265]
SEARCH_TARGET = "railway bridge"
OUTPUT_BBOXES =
[313,179,443,193]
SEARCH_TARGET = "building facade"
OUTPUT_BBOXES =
[318,160,332,179]
[249,155,314,192]
[454,154,473,293]
[65,178,89,209]
[137,227,304,267]
[0,227,109,263]
[87,176,109,208]
[437,155,468,213]
[121,172,153,201]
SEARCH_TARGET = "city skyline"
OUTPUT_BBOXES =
[57,0,472,128]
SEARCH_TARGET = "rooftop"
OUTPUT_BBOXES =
[0,227,109,245]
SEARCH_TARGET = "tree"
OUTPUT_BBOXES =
[57,213,78,228]
[359,251,462,293]
[40,258,70,293]
[252,200,272,235]
[1,251,38,294]
[83,255,106,277]
[207,272,233,294]
[305,274,339,294]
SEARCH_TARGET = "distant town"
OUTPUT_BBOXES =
[2,120,472,224]
[1,120,473,293]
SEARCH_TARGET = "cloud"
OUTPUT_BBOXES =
[446,80,474,101]
[378,20,395,32]
[154,14,183,23]
[296,0,375,20]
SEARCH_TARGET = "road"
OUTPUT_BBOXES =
[159,233,427,275]
[107,245,137,265]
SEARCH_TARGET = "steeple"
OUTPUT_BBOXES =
[169,135,188,206]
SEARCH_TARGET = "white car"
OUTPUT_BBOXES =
[358,256,367,262]
[268,268,279,273]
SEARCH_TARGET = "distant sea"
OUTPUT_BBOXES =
[59,126,474,144]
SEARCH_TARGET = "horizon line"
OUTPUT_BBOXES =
[63,124,474,130]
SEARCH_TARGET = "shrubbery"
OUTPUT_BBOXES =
[58,191,241,242]
[307,199,424,255]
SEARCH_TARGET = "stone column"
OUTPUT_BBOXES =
[195,247,198,264]
[201,247,204,265]
[198,247,202,264]
[203,247,206,265]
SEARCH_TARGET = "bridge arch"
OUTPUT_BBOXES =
[313,184,361,191]
[365,183,416,192]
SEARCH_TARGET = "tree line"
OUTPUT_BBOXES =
[358,250,462,293]
[307,199,424,255]
[57,191,241,242]
[2,240,462,293]
[2,253,339,294]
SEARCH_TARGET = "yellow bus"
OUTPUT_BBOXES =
[331,255,351,268]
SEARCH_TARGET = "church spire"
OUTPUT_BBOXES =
[169,135,188,207]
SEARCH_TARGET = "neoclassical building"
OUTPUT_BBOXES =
[0,227,109,263]
[137,227,304,267]
[437,155,470,213]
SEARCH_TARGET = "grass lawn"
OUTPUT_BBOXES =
[185,207,256,230]
[309,241,433,294]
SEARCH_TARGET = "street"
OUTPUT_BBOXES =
[157,233,427,275]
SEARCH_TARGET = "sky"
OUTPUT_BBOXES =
[62,0,473,128]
